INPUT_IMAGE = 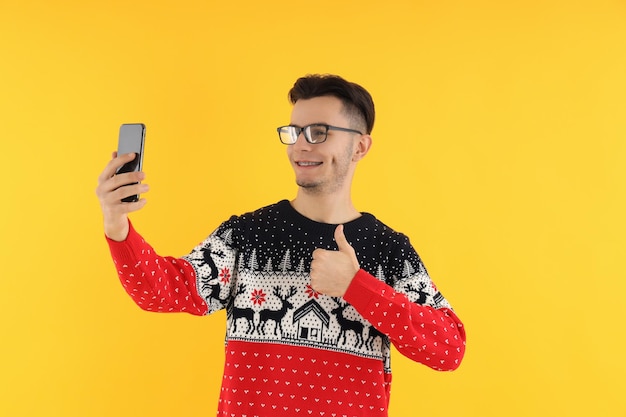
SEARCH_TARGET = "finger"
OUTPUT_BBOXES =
[105,197,148,216]
[98,152,138,184]
[334,224,353,253]
[97,152,119,185]
[99,181,148,211]
[123,197,148,213]
[312,248,323,259]
[98,171,145,195]
[109,182,149,203]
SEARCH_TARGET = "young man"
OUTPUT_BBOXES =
[96,74,466,417]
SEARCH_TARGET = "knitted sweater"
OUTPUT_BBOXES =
[107,200,466,417]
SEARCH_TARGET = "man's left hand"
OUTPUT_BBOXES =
[310,225,360,297]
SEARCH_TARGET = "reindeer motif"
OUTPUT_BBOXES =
[364,326,385,351]
[229,284,256,334]
[330,298,365,348]
[258,286,297,336]
[405,282,429,305]
[198,242,229,304]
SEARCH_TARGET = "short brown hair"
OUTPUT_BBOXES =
[288,74,375,134]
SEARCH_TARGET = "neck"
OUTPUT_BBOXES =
[290,189,361,224]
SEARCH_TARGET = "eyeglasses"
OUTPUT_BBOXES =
[276,124,363,145]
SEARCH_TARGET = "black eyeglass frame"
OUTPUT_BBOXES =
[276,123,364,145]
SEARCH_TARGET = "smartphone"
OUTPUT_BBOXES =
[115,123,146,202]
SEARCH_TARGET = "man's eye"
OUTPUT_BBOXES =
[311,128,326,137]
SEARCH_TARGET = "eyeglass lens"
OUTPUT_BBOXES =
[279,125,329,144]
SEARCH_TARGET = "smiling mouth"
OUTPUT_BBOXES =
[296,161,322,167]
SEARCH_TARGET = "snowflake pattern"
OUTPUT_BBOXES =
[250,288,267,305]
[305,284,320,299]
[219,267,231,284]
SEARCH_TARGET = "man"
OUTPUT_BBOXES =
[96,74,466,417]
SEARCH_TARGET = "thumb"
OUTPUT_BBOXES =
[334,224,352,252]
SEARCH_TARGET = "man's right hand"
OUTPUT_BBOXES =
[96,152,149,241]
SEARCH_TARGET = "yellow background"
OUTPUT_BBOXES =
[1,0,625,416]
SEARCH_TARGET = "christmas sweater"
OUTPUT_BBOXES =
[107,200,466,417]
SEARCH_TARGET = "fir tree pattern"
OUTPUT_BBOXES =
[183,200,457,369]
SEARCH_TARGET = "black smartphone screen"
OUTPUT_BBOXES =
[115,123,145,202]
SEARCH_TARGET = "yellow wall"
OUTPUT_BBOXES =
[1,0,624,416]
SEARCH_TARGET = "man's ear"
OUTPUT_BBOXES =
[353,134,372,162]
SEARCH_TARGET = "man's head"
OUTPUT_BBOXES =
[288,74,375,135]
[284,75,374,197]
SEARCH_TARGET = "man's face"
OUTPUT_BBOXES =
[286,96,361,195]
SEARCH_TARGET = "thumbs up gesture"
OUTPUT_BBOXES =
[310,225,360,297]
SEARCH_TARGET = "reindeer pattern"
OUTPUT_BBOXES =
[186,242,442,364]
[223,268,389,361]
[182,200,451,369]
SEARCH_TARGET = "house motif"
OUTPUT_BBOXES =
[292,299,330,343]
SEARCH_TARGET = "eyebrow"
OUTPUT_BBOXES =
[288,122,328,128]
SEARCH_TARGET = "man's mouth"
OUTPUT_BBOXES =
[296,161,322,167]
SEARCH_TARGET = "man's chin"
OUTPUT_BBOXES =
[296,180,323,193]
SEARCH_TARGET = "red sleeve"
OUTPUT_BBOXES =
[106,221,208,315]
[343,269,466,371]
